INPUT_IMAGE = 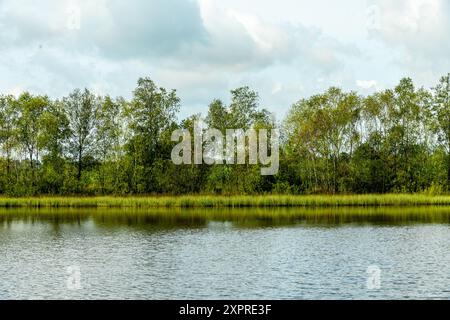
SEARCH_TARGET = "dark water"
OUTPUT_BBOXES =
[1,207,450,300]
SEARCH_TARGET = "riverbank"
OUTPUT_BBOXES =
[0,194,449,208]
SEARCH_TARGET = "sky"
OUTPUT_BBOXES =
[0,0,449,118]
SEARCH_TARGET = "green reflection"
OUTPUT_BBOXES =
[1,206,450,229]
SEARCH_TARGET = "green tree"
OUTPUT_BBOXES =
[390,78,431,192]
[95,96,125,193]
[38,100,70,194]
[285,88,361,193]
[16,93,49,191]
[0,95,18,193]
[431,73,450,190]
[204,87,273,194]
[63,89,100,186]
[124,77,180,193]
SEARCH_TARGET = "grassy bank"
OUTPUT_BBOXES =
[0,194,449,208]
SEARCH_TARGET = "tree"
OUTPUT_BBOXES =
[0,95,18,192]
[124,77,180,193]
[285,88,361,193]
[0,75,448,196]
[204,87,273,194]
[38,100,70,194]
[95,96,125,194]
[205,99,229,132]
[431,73,450,190]
[390,78,430,192]
[229,86,270,129]
[63,89,100,185]
[15,93,49,189]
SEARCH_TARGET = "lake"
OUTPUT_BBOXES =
[1,207,450,299]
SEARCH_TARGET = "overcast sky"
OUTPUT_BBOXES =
[0,0,448,118]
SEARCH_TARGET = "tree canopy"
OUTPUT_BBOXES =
[0,74,449,196]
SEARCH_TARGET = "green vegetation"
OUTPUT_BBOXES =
[0,74,449,196]
[0,194,449,208]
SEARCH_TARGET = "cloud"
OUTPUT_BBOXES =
[368,0,449,54]
[0,0,209,99]
[193,0,361,72]
[163,0,362,115]
[367,0,450,82]
[0,0,361,118]
[0,0,207,57]
[356,80,377,89]
[2,0,445,119]
[0,0,358,72]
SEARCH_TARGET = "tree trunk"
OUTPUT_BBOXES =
[29,151,36,190]
[6,149,10,178]
[77,148,82,182]
[29,152,33,169]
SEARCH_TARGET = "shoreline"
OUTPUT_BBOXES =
[0,194,449,208]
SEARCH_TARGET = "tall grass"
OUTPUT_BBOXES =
[0,194,449,208]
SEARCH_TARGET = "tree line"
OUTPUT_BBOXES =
[0,75,448,196]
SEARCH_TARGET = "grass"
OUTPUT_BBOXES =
[0,194,449,208]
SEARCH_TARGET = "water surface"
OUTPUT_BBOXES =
[1,207,450,299]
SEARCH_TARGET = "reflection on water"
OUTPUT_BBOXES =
[1,207,450,299]
[1,206,450,228]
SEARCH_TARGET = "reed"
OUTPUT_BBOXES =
[0,194,449,208]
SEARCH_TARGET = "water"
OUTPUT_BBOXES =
[1,207,450,300]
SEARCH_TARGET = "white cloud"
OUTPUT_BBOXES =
[367,0,450,84]
[356,80,377,89]
[271,82,283,95]
[0,0,447,118]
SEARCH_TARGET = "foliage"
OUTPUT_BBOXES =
[0,75,449,196]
